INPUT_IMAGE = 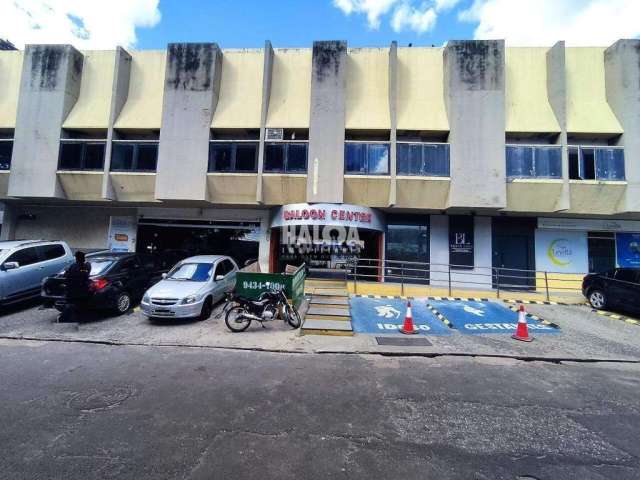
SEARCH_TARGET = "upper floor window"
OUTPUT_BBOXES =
[58,140,105,171]
[209,142,258,173]
[569,146,624,181]
[111,141,158,172]
[264,142,308,173]
[0,140,12,171]
[397,143,449,176]
[345,142,389,175]
[506,145,562,179]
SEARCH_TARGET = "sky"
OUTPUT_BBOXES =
[1,0,640,50]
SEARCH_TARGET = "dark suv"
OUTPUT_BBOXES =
[582,268,640,314]
[42,252,167,315]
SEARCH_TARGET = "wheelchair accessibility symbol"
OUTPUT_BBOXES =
[375,305,401,319]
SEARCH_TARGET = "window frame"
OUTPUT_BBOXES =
[505,144,562,179]
[397,142,450,177]
[263,141,308,174]
[208,141,260,173]
[344,141,390,176]
[4,246,42,268]
[0,139,13,171]
[58,140,106,171]
[110,140,159,172]
[38,243,66,261]
[568,145,625,181]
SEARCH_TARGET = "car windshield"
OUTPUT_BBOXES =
[167,263,213,282]
[88,259,114,276]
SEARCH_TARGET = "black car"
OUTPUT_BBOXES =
[42,252,167,315]
[582,268,640,314]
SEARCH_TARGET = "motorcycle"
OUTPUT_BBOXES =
[224,283,302,332]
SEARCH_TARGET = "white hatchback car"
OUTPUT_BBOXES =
[140,255,238,320]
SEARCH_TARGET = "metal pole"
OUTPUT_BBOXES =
[401,262,405,296]
[544,271,550,302]
[495,267,501,299]
[448,264,452,297]
[354,262,358,294]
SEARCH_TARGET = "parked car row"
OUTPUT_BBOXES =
[0,240,239,321]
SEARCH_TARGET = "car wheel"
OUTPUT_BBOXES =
[199,297,213,320]
[588,289,607,310]
[115,292,132,315]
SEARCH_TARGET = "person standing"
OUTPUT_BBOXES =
[59,251,91,323]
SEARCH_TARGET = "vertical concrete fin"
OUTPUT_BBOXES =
[102,46,132,201]
[546,41,570,212]
[605,39,640,213]
[307,40,347,204]
[155,43,222,202]
[388,41,398,207]
[257,41,274,204]
[444,40,506,209]
[8,44,83,199]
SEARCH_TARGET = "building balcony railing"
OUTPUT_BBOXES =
[397,142,450,177]
[111,140,158,172]
[0,139,12,171]
[569,145,625,181]
[506,145,562,179]
[58,139,106,171]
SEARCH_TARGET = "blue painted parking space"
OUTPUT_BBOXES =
[427,299,559,334]
[350,297,451,335]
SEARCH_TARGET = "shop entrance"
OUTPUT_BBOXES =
[136,219,260,269]
[492,217,536,289]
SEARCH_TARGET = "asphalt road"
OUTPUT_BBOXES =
[1,339,639,480]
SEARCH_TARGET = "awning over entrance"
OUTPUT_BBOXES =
[270,203,385,232]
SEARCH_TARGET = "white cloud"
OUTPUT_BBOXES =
[332,0,399,29]
[434,0,461,12]
[459,0,640,46]
[0,0,161,49]
[392,3,437,34]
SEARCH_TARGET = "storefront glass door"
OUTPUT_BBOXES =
[385,216,429,284]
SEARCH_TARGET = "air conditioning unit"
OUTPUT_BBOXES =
[266,128,284,141]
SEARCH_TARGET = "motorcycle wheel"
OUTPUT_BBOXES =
[225,306,252,332]
[284,303,302,329]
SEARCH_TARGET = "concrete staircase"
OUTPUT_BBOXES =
[302,279,353,336]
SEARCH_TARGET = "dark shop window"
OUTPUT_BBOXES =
[344,143,390,175]
[58,141,106,171]
[111,142,158,172]
[264,142,307,173]
[208,142,258,173]
[0,140,12,170]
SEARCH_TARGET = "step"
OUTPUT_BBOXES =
[309,296,349,306]
[301,319,354,336]
[307,288,350,297]
[307,306,350,317]
[305,280,348,288]
[306,313,351,322]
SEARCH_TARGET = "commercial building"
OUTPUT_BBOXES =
[1,40,640,289]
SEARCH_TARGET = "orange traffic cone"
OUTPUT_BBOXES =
[512,304,533,342]
[399,301,418,335]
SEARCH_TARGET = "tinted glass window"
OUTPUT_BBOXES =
[214,261,228,278]
[223,259,236,273]
[84,143,105,169]
[397,144,422,175]
[89,260,114,276]
[595,148,625,180]
[5,247,40,267]
[535,147,562,177]
[345,143,366,174]
[615,269,639,283]
[368,144,389,174]
[111,143,135,170]
[209,143,232,172]
[0,141,12,170]
[287,144,307,172]
[136,144,158,171]
[264,144,285,172]
[235,144,258,172]
[39,244,66,260]
[506,146,534,177]
[59,142,83,170]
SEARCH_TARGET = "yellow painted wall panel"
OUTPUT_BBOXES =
[505,48,560,133]
[397,48,448,131]
[114,50,166,129]
[212,49,263,128]
[266,49,311,128]
[0,51,23,129]
[63,50,116,129]
[345,48,389,130]
[566,48,623,134]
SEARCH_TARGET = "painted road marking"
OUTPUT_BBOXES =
[594,309,640,327]
[349,297,451,335]
[427,299,560,335]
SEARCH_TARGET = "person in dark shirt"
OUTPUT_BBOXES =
[59,251,91,323]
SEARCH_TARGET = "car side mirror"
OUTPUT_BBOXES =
[2,262,19,271]
[161,273,167,279]
[215,274,225,281]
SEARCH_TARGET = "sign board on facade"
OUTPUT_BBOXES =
[270,203,385,232]
[535,229,588,273]
[538,217,640,232]
[616,233,640,268]
[108,216,137,252]
[449,216,474,269]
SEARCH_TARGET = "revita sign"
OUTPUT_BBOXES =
[271,203,385,231]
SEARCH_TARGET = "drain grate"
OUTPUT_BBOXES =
[375,337,432,346]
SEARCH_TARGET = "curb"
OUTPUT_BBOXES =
[592,309,640,327]
[352,295,490,302]
[425,303,454,329]
[502,299,588,306]
[506,305,561,329]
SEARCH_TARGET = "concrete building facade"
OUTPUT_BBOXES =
[1,39,639,290]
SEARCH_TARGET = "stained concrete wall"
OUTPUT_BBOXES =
[256,41,274,203]
[8,45,83,199]
[307,41,347,203]
[155,43,222,201]
[605,40,640,213]
[444,41,506,209]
